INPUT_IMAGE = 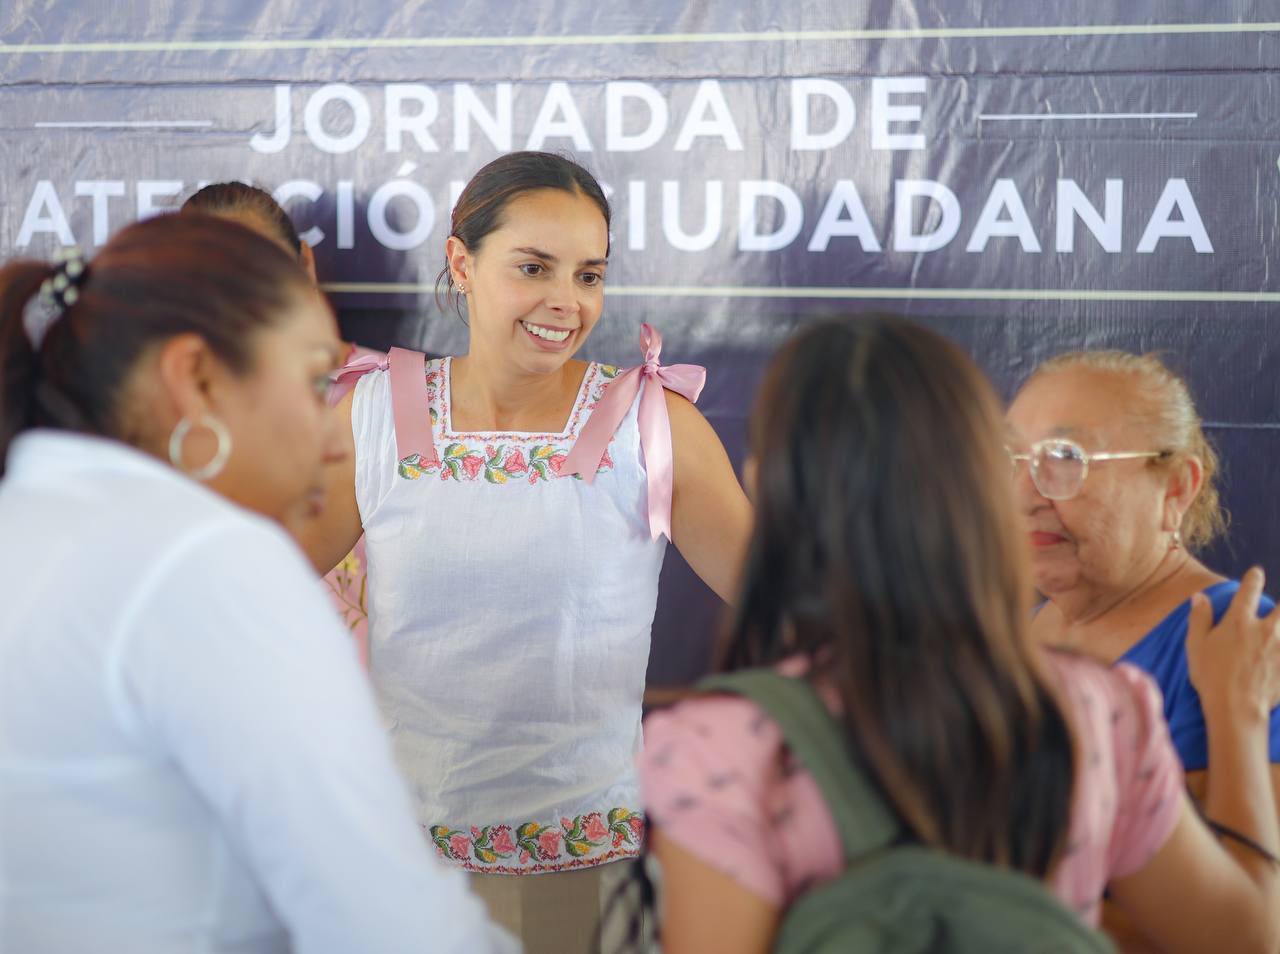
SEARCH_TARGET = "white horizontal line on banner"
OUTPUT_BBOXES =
[320,283,1280,304]
[978,112,1198,121]
[3,22,1280,55]
[34,120,214,127]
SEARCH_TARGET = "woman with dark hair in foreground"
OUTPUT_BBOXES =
[635,318,1280,953]
[0,214,514,953]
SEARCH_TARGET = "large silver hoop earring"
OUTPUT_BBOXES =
[168,414,232,481]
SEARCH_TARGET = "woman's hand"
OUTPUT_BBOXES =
[1187,567,1280,726]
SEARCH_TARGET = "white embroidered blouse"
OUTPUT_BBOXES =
[352,356,667,874]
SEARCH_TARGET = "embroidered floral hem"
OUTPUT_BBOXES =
[427,807,646,875]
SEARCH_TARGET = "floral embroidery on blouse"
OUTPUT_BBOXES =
[428,808,645,874]
[396,360,619,482]
[397,442,613,483]
[423,367,442,426]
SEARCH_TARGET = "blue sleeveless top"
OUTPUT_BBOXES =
[1120,580,1280,771]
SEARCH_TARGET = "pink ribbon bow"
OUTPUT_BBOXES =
[561,323,706,541]
[327,348,387,406]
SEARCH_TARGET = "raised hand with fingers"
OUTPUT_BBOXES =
[1187,566,1280,725]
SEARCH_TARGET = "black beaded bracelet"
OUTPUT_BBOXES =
[1189,789,1280,867]
[1202,816,1280,867]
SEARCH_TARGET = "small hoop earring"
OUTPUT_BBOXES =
[169,414,232,481]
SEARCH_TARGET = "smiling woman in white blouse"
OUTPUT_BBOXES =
[0,213,514,954]
[298,152,754,953]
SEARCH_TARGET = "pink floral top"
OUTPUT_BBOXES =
[638,652,1183,924]
[322,538,369,665]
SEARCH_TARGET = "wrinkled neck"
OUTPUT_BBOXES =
[1053,547,1194,640]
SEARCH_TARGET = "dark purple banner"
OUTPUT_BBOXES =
[4,2,1278,680]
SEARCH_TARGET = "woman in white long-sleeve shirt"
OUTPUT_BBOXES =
[0,213,516,954]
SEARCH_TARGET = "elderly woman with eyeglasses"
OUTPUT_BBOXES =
[1007,350,1280,804]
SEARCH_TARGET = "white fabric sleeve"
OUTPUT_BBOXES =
[110,516,516,954]
[351,368,400,528]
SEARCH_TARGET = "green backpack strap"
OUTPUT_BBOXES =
[699,670,1116,954]
[697,669,902,862]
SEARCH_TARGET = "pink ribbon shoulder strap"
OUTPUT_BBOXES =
[328,345,438,466]
[561,323,706,541]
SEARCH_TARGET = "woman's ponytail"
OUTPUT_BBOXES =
[0,261,55,477]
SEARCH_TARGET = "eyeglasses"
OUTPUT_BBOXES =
[1007,437,1171,501]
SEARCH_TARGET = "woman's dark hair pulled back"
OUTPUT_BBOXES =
[435,151,610,317]
[183,181,303,256]
[0,212,317,475]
